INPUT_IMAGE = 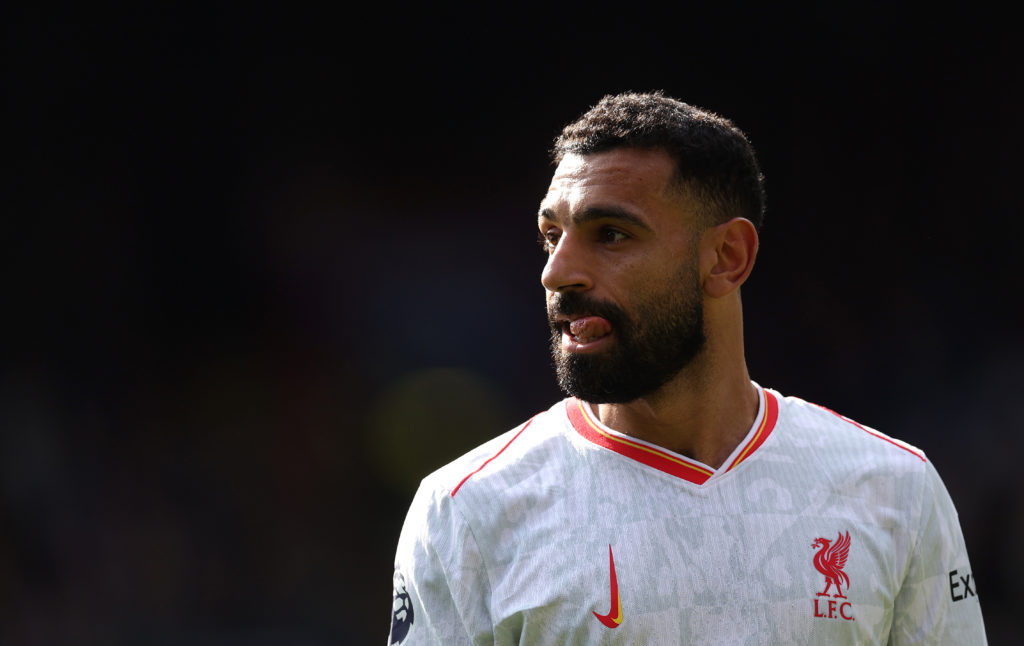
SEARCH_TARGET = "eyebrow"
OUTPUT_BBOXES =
[537,206,653,231]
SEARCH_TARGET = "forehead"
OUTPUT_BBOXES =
[540,148,682,219]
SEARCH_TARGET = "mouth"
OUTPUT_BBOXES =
[558,315,613,351]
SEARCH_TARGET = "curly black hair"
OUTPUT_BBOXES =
[552,91,766,231]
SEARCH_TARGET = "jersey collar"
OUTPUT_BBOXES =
[566,384,779,485]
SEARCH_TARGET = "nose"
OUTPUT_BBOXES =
[541,233,593,293]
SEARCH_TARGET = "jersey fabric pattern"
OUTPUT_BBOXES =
[389,384,986,645]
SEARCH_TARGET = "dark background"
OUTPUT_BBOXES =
[6,4,1021,644]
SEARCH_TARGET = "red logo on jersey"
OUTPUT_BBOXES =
[594,544,623,628]
[812,531,854,621]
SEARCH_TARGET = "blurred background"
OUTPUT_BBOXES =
[5,3,1021,644]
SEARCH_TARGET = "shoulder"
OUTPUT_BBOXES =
[759,387,933,500]
[413,399,572,502]
[397,399,574,562]
[769,388,927,466]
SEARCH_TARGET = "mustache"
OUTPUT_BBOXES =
[547,292,628,330]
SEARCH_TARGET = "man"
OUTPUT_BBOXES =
[388,92,986,644]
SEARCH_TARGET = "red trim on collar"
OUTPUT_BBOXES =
[566,389,779,483]
[567,399,714,484]
[725,389,779,472]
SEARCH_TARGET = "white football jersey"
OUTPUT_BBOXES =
[389,384,986,644]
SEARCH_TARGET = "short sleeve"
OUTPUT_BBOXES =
[388,481,494,645]
[888,461,986,645]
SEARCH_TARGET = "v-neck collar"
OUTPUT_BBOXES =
[566,384,779,485]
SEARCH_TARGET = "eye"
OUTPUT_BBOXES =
[538,228,560,253]
[600,227,628,244]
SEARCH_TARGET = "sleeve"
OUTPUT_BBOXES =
[888,460,987,645]
[388,480,494,645]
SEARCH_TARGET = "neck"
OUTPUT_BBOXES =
[594,301,758,469]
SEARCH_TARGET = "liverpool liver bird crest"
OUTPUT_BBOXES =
[812,531,851,598]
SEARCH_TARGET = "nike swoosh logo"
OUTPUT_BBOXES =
[593,544,623,628]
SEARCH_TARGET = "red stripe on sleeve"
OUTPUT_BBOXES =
[814,404,926,462]
[450,417,537,497]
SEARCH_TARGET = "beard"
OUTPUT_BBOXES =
[547,262,706,404]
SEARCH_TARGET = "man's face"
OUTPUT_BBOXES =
[537,148,707,403]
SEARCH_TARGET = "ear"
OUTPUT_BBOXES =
[701,217,759,298]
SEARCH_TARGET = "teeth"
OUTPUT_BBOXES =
[568,329,598,343]
[565,321,603,344]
